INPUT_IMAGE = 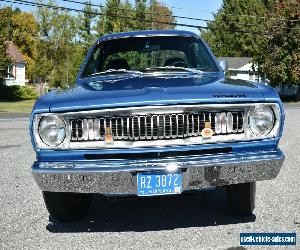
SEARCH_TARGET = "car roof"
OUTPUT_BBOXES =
[96,30,199,44]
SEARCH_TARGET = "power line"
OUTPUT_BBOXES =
[58,0,300,24]
[58,0,212,23]
[147,2,300,23]
[2,0,299,24]
[57,0,300,28]
[0,0,268,35]
[2,0,298,34]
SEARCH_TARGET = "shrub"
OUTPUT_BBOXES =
[0,84,38,100]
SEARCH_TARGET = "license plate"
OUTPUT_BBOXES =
[137,171,182,196]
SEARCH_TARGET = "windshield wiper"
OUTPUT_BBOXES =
[90,69,142,76]
[145,66,203,74]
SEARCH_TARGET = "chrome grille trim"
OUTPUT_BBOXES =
[70,111,244,142]
[32,103,282,150]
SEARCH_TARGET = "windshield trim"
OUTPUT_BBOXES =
[96,32,199,44]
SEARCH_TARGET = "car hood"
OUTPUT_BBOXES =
[34,73,279,113]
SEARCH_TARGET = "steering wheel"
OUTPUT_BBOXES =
[169,61,192,68]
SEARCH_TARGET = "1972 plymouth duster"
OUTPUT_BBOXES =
[30,30,285,222]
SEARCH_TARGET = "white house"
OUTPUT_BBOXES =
[218,57,263,82]
[218,57,299,96]
[4,41,26,86]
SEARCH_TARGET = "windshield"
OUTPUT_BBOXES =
[82,36,219,77]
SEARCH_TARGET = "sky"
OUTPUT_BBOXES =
[161,0,223,33]
[0,0,223,34]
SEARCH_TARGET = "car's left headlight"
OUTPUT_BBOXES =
[248,106,274,136]
[246,104,281,139]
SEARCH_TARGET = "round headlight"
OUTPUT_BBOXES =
[248,106,274,136]
[38,115,66,146]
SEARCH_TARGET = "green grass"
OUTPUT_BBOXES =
[0,100,36,113]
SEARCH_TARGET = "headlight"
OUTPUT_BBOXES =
[248,106,275,136]
[38,115,66,146]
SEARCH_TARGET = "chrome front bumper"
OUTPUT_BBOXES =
[32,149,285,194]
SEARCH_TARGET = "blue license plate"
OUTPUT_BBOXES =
[137,171,182,196]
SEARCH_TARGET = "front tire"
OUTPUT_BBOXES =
[43,191,93,222]
[226,182,256,216]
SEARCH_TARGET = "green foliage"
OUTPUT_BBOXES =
[1,1,175,88]
[11,12,38,79]
[0,6,38,80]
[135,0,147,30]
[97,0,126,35]
[201,0,270,57]
[253,0,300,99]
[147,0,176,30]
[0,84,38,100]
[35,2,82,87]
[77,1,98,51]
[0,39,10,82]
[0,7,13,80]
[96,0,176,35]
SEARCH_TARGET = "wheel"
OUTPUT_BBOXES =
[226,182,256,216]
[42,191,93,222]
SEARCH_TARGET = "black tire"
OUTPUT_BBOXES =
[226,182,256,216]
[43,191,93,222]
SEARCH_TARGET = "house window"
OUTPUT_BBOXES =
[7,64,15,79]
[228,70,237,78]
[249,72,254,80]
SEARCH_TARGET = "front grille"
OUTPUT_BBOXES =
[70,111,244,142]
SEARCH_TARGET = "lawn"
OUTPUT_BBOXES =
[0,100,36,113]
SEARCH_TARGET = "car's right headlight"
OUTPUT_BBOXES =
[33,114,67,148]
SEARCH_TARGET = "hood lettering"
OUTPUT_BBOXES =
[213,94,246,98]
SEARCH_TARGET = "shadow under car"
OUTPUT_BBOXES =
[46,187,256,233]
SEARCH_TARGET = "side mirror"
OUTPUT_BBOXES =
[218,60,227,71]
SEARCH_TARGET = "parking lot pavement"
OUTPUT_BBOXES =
[0,113,30,120]
[0,107,299,250]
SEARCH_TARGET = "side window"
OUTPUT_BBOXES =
[194,42,218,71]
[83,47,101,76]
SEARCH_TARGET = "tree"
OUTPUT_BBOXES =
[253,0,300,99]
[0,7,38,80]
[11,11,38,80]
[78,1,98,50]
[119,0,136,32]
[96,0,176,35]
[0,39,11,83]
[0,7,12,81]
[201,0,271,57]
[35,1,81,87]
[97,0,122,35]
[148,0,176,30]
[135,0,147,30]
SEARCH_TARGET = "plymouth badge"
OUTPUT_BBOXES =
[201,122,214,138]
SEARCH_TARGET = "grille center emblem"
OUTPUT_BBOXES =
[104,127,114,143]
[201,122,214,138]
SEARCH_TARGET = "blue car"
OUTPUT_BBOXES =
[30,30,285,222]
